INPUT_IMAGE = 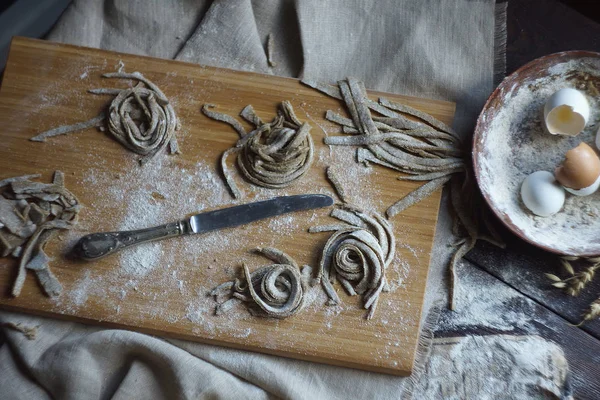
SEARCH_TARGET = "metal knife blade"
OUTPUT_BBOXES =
[73,194,333,260]
[189,194,333,233]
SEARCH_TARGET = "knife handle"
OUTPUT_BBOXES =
[73,220,189,260]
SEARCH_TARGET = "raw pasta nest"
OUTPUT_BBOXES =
[30,71,180,165]
[202,101,313,198]
[310,206,395,319]
[211,247,311,318]
[236,120,313,189]
[104,72,179,161]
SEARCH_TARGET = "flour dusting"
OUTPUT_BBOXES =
[437,261,538,332]
[414,335,570,399]
[15,60,431,368]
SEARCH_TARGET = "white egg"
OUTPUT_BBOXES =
[543,88,589,136]
[520,171,565,217]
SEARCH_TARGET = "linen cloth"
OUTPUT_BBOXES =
[1,1,506,398]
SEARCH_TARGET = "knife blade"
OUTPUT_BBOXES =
[72,194,333,260]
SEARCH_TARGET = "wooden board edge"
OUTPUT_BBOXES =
[8,36,456,115]
[0,301,413,376]
[406,190,443,372]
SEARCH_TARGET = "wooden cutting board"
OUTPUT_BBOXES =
[0,37,454,376]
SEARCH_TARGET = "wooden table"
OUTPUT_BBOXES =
[434,1,600,398]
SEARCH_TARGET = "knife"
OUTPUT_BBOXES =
[73,194,333,260]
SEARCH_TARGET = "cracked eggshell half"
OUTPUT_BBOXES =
[543,88,590,136]
[520,171,565,217]
[555,142,600,196]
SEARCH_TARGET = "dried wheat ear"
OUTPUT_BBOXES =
[0,172,80,297]
[547,256,600,325]
[31,71,180,165]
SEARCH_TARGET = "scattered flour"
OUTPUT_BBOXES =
[70,270,93,306]
[477,57,600,255]
[18,63,434,368]
[437,261,538,332]
[413,335,570,399]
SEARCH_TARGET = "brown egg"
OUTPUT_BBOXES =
[555,142,600,190]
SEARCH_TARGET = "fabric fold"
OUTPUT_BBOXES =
[2,1,506,398]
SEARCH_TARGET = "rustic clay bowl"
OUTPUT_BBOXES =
[473,51,600,257]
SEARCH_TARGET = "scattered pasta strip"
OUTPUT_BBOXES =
[300,79,342,99]
[386,176,452,218]
[203,101,314,198]
[266,33,277,67]
[202,104,247,138]
[0,171,80,297]
[448,238,475,311]
[0,322,38,340]
[30,115,105,142]
[31,72,180,165]
[397,168,464,181]
[378,97,458,137]
[239,105,263,127]
[301,77,504,310]
[325,166,348,203]
[211,247,311,318]
[310,205,395,319]
[24,229,63,297]
[0,174,41,189]
[220,148,242,199]
[13,220,69,297]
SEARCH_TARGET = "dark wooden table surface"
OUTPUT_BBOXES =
[434,1,600,398]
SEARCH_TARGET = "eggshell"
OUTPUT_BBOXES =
[555,142,600,192]
[543,88,589,136]
[520,171,565,217]
[564,173,600,196]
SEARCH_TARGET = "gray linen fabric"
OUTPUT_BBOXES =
[0,1,504,398]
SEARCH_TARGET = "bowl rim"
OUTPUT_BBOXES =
[472,50,600,257]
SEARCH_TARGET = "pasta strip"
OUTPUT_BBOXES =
[211,247,309,318]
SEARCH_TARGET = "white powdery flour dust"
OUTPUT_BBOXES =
[39,63,421,361]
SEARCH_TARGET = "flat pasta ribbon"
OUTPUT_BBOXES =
[31,72,180,165]
[211,247,311,318]
[202,102,314,199]
[0,172,80,297]
[310,205,395,319]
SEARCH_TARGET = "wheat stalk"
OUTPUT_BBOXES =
[577,297,600,326]
[546,256,600,325]
[545,257,600,296]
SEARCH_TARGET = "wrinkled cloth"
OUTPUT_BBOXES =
[1,1,505,399]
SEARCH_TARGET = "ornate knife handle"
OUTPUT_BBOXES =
[73,221,188,260]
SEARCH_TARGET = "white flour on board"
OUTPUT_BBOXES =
[478,58,600,254]
[27,61,426,362]
[52,142,416,360]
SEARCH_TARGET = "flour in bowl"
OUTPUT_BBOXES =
[477,57,600,255]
